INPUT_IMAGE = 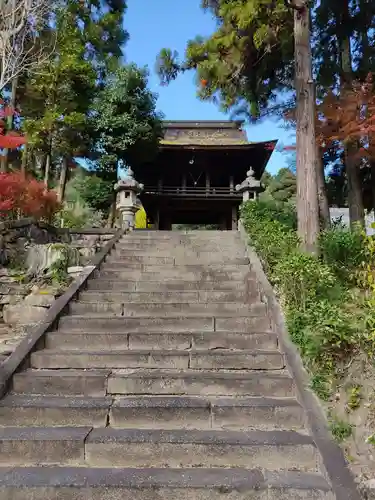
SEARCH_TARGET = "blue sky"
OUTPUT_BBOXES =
[124,0,295,174]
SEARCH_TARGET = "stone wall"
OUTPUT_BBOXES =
[0,219,117,359]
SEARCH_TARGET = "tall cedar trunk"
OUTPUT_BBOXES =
[44,153,51,186]
[0,77,17,173]
[316,145,330,228]
[57,157,69,202]
[347,150,365,227]
[339,0,365,226]
[294,4,319,253]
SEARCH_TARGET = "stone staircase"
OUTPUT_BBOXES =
[0,230,335,498]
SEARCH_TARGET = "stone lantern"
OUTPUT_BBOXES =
[114,168,144,231]
[235,167,261,202]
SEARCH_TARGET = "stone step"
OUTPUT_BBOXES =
[97,269,249,281]
[0,426,91,466]
[57,315,272,333]
[46,330,278,351]
[12,368,294,397]
[0,395,112,427]
[0,466,334,499]
[0,395,305,430]
[78,290,258,303]
[84,428,318,470]
[12,369,111,397]
[111,250,248,260]
[105,260,251,269]
[30,349,285,370]
[68,301,266,317]
[107,369,295,397]
[86,279,252,291]
[109,396,305,430]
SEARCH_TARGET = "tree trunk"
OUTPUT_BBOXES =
[338,0,364,227]
[57,157,69,202]
[346,152,365,227]
[44,153,51,186]
[20,143,27,175]
[316,146,330,229]
[294,3,319,253]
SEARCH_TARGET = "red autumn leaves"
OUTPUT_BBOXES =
[0,172,60,221]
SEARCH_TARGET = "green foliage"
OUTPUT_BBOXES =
[329,416,353,443]
[73,176,113,213]
[260,168,296,205]
[156,0,294,117]
[319,225,364,283]
[241,199,366,400]
[92,64,164,183]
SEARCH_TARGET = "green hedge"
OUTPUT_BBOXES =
[240,200,364,400]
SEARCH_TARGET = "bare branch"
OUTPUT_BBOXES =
[0,0,55,92]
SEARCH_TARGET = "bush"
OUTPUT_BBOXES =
[0,172,60,221]
[319,225,364,283]
[241,199,365,400]
[241,201,299,272]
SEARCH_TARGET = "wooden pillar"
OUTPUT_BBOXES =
[182,173,187,193]
[157,178,163,193]
[229,175,234,194]
[206,171,210,194]
[231,205,238,230]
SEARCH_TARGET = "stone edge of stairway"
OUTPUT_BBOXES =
[238,220,361,500]
[0,228,126,399]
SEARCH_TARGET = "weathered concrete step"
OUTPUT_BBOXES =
[12,368,295,397]
[87,279,252,291]
[111,250,248,261]
[58,315,271,332]
[97,269,249,281]
[69,301,266,317]
[104,261,251,270]
[31,349,285,370]
[0,467,334,499]
[108,369,295,397]
[0,395,305,430]
[46,330,278,351]
[105,252,250,271]
[84,428,318,470]
[78,290,258,303]
[12,369,111,397]
[0,395,112,427]
[0,426,91,466]
[109,396,305,430]
[102,262,250,272]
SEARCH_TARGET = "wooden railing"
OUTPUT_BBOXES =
[143,186,241,197]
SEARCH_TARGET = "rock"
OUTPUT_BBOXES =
[26,243,80,277]
[68,266,84,274]
[0,268,9,277]
[0,294,23,305]
[24,293,55,307]
[3,304,47,325]
[361,479,375,499]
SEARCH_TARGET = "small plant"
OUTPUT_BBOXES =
[329,416,353,443]
[310,373,332,401]
[346,385,362,412]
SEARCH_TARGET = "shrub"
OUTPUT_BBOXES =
[319,225,364,283]
[241,199,365,400]
[241,201,299,272]
[0,172,60,221]
[274,251,339,310]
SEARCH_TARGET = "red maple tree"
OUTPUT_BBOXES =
[0,172,60,221]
